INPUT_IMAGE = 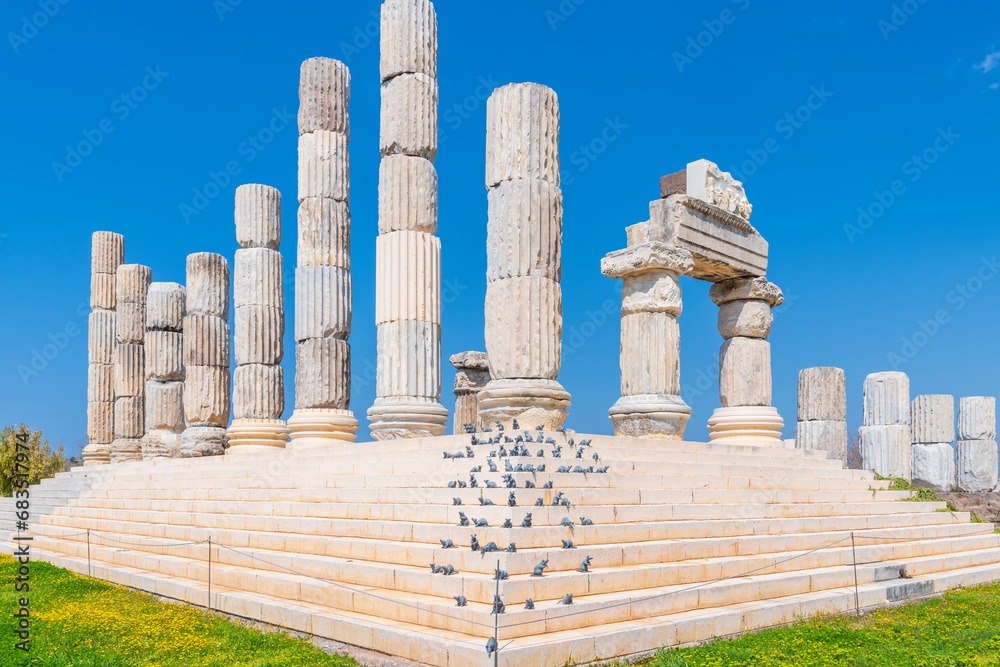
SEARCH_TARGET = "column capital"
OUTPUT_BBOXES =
[709,276,783,308]
[601,242,694,280]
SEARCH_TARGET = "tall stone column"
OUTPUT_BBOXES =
[84,231,124,466]
[795,367,848,463]
[450,352,490,434]
[228,184,291,452]
[601,242,694,439]
[288,57,359,448]
[111,264,152,463]
[368,0,449,439]
[910,394,956,492]
[142,283,185,459]
[859,371,912,479]
[706,277,784,445]
[956,396,998,492]
[181,253,231,457]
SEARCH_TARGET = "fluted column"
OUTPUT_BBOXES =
[84,231,124,466]
[795,367,848,463]
[228,184,291,452]
[368,0,449,439]
[477,82,570,430]
[910,394,956,492]
[956,396,998,492]
[450,352,490,434]
[859,371,912,479]
[706,277,785,446]
[142,283,185,459]
[111,264,151,463]
[601,242,694,439]
[181,253,231,457]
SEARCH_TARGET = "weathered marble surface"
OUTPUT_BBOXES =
[956,439,999,492]
[958,397,996,441]
[860,424,912,479]
[863,372,910,426]
[380,0,437,82]
[911,443,956,493]
[797,367,846,422]
[911,395,955,445]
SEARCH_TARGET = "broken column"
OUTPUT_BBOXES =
[142,283,186,459]
[910,395,956,492]
[228,184,290,452]
[111,264,152,463]
[478,82,570,430]
[602,241,694,439]
[182,253,231,457]
[707,277,784,445]
[85,231,124,466]
[288,58,359,448]
[795,367,848,463]
[368,0,449,439]
[956,396,998,492]
[450,352,490,434]
[859,371,912,479]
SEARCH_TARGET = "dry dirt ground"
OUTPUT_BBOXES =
[940,492,1000,523]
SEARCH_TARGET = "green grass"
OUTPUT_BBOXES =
[0,554,360,667]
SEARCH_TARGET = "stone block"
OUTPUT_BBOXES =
[709,276,783,308]
[380,0,437,82]
[88,311,116,364]
[685,159,753,222]
[114,396,145,438]
[863,372,910,426]
[235,184,281,250]
[486,178,562,282]
[484,276,561,380]
[375,321,441,398]
[115,264,152,304]
[718,300,772,339]
[87,363,115,402]
[375,231,440,325]
[911,443,956,493]
[911,395,955,444]
[486,83,559,187]
[91,231,124,275]
[859,424,912,480]
[184,366,231,428]
[297,197,351,269]
[186,253,230,318]
[797,367,846,422]
[116,303,146,343]
[234,305,284,365]
[144,331,183,381]
[114,342,145,397]
[90,273,116,310]
[146,380,185,432]
[958,396,996,440]
[795,420,848,464]
[298,130,350,202]
[719,337,771,407]
[620,311,680,396]
[180,426,227,458]
[146,282,186,332]
[298,57,350,137]
[183,315,230,367]
[234,248,283,309]
[109,438,143,463]
[294,266,352,341]
[233,364,285,420]
[380,73,438,161]
[956,439,999,492]
[141,431,180,459]
[87,401,114,443]
[295,337,351,410]
[378,155,437,234]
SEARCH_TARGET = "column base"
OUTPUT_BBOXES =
[109,439,143,463]
[82,443,111,466]
[226,419,291,454]
[141,431,181,460]
[478,379,570,431]
[287,409,359,448]
[609,394,691,440]
[368,397,449,441]
[707,406,784,446]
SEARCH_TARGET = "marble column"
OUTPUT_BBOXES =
[288,57,359,448]
[909,394,956,492]
[956,396,998,492]
[84,231,124,466]
[181,253,231,457]
[478,82,570,431]
[707,277,784,445]
[368,0,449,439]
[450,352,490,434]
[795,367,848,463]
[601,241,694,439]
[228,184,291,452]
[111,264,152,463]
[142,282,186,459]
[859,371,912,479]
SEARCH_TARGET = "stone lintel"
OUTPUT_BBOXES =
[601,242,694,280]
[450,351,490,372]
[709,276,784,308]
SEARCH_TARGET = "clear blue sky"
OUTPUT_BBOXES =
[2,0,998,457]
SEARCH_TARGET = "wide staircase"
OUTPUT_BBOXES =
[2,432,999,666]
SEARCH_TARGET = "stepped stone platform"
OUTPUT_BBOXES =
[3,432,999,666]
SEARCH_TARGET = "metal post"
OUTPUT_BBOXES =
[207,536,212,611]
[87,529,91,578]
[494,558,500,667]
[851,532,860,615]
